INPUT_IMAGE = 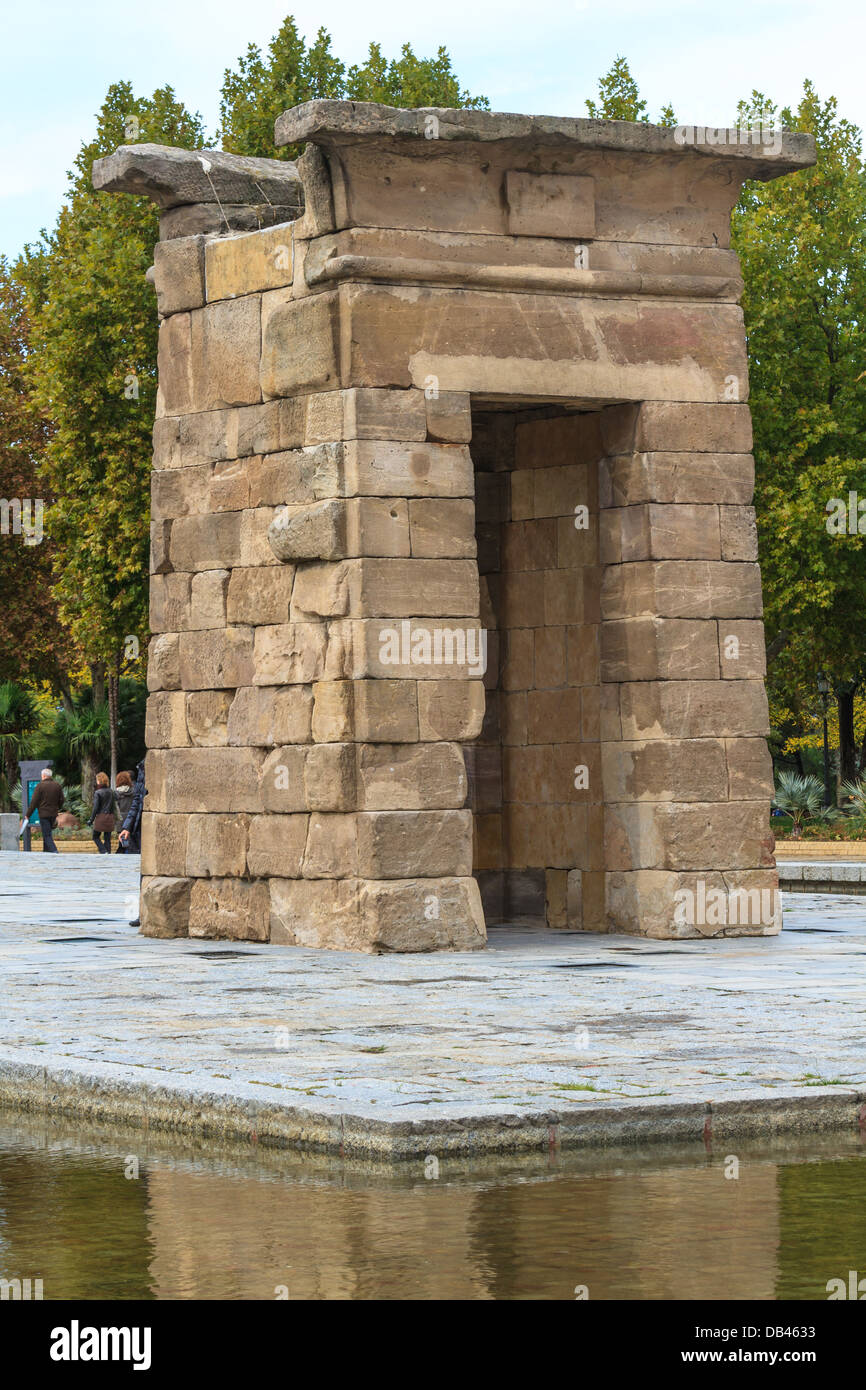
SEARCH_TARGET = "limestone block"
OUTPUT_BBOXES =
[725,737,774,800]
[602,739,728,803]
[269,499,412,561]
[146,747,265,814]
[601,452,755,507]
[544,569,584,626]
[153,235,206,315]
[345,558,480,618]
[425,391,472,443]
[178,627,254,690]
[567,624,600,687]
[269,877,363,949]
[719,869,782,935]
[239,506,281,567]
[311,679,419,743]
[605,800,774,872]
[253,623,328,685]
[356,742,467,810]
[302,813,358,877]
[189,569,229,629]
[506,803,588,870]
[504,170,595,238]
[226,567,295,626]
[145,691,190,749]
[170,512,243,572]
[205,225,295,302]
[417,680,485,740]
[153,409,240,472]
[156,313,193,416]
[147,633,181,691]
[185,812,250,878]
[210,459,250,513]
[227,685,312,746]
[305,387,427,443]
[601,402,753,456]
[545,869,568,928]
[189,296,262,410]
[140,813,189,878]
[600,504,721,562]
[151,519,172,575]
[186,690,232,747]
[236,398,306,456]
[359,877,486,952]
[602,560,763,620]
[600,618,719,682]
[303,743,355,811]
[346,618,488,680]
[247,814,308,877]
[260,290,339,397]
[356,809,473,878]
[607,867,780,938]
[719,620,767,678]
[189,877,269,940]
[618,678,769,740]
[408,499,476,558]
[140,875,190,938]
[720,505,759,561]
[151,464,210,521]
[516,412,604,470]
[248,445,339,507]
[259,746,308,813]
[150,572,191,633]
[343,440,474,498]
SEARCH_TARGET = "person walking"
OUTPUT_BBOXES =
[25,767,64,853]
[88,772,118,853]
[114,771,135,852]
[118,758,146,856]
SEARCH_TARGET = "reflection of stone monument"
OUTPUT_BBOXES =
[94,103,813,951]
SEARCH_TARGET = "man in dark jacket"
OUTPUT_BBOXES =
[26,768,64,853]
[118,759,146,855]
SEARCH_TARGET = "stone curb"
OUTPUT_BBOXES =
[779,861,866,892]
[0,1052,863,1160]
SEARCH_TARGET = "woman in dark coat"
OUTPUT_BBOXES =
[88,772,118,853]
[119,759,146,855]
[114,771,135,852]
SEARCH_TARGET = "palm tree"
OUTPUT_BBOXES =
[50,699,110,807]
[0,681,41,811]
[773,771,826,839]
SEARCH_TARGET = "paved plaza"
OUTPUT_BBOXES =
[0,851,864,1155]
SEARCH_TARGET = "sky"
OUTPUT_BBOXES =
[2,0,863,259]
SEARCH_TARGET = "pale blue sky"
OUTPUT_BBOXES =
[2,0,862,258]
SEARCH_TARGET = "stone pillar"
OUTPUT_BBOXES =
[93,105,813,949]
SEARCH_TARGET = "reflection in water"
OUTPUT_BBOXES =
[0,1117,864,1300]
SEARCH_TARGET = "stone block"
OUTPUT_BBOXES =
[227,685,312,747]
[504,170,595,238]
[150,519,172,574]
[725,737,774,800]
[248,445,339,507]
[601,402,754,456]
[205,225,295,302]
[425,391,472,443]
[140,875,190,938]
[156,313,193,416]
[253,623,328,685]
[417,680,485,740]
[170,512,243,572]
[720,505,759,561]
[303,743,355,811]
[178,627,255,690]
[356,742,467,810]
[151,463,210,521]
[408,499,476,558]
[149,572,191,633]
[343,440,474,498]
[226,566,295,626]
[311,679,419,743]
[189,569,229,629]
[359,877,486,951]
[186,690,232,747]
[210,459,250,512]
[602,560,763,620]
[259,746,308,813]
[236,398,306,456]
[599,504,721,562]
[305,387,427,443]
[269,877,365,950]
[604,800,774,871]
[600,618,719,682]
[189,878,270,940]
[147,633,181,691]
[719,620,767,678]
[146,746,264,814]
[247,814,308,877]
[145,691,190,749]
[618,679,770,740]
[601,451,755,507]
[186,813,250,877]
[347,618,487,680]
[188,295,262,410]
[260,290,339,397]
[356,810,473,878]
[140,813,189,878]
[302,813,358,877]
[239,506,281,567]
[602,739,728,803]
[153,235,206,315]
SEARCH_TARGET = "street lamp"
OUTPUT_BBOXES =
[817,673,833,807]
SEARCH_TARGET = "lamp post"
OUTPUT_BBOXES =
[817,673,833,808]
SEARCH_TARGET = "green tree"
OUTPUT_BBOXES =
[732,84,866,783]
[219,15,487,161]
[585,56,675,125]
[20,82,205,781]
[0,681,41,810]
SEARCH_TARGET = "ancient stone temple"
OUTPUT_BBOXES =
[93,102,814,951]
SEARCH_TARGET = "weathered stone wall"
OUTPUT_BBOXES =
[93,104,814,949]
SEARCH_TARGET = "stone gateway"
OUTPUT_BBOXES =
[92,102,815,950]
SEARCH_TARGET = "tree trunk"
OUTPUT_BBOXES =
[108,659,120,787]
[837,688,857,786]
[90,661,106,709]
[81,751,99,810]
